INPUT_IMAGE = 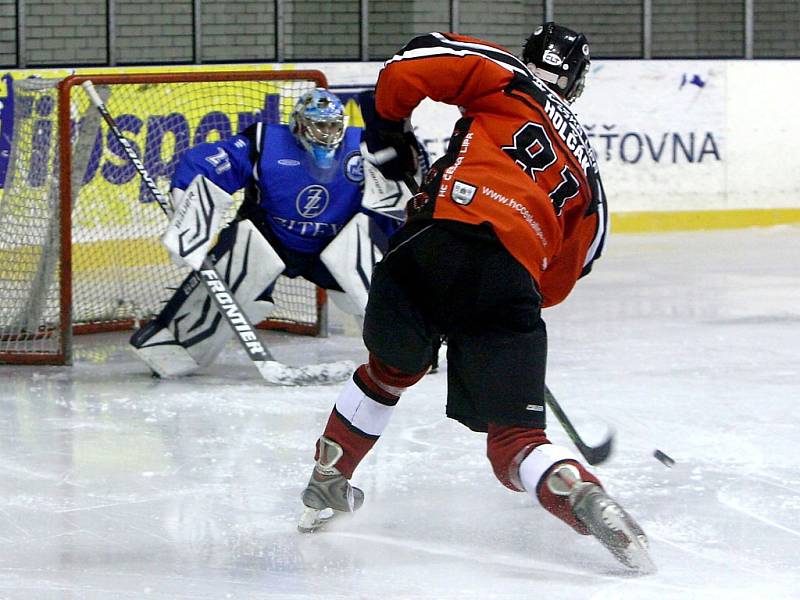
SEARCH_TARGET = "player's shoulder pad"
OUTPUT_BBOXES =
[439,32,509,51]
[397,32,444,54]
[390,32,527,76]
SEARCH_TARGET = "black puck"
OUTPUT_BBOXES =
[654,449,675,468]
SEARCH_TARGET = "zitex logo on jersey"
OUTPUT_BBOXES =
[344,151,364,183]
[296,185,330,218]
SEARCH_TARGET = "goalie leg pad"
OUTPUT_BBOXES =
[320,213,389,319]
[128,321,201,378]
[131,219,285,376]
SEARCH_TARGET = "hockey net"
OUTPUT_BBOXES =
[0,70,329,364]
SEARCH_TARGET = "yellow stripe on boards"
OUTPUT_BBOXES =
[611,209,800,233]
[3,210,799,277]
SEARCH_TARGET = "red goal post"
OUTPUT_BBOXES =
[0,69,330,365]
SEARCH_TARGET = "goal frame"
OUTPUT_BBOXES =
[1,69,330,365]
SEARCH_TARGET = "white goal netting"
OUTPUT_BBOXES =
[0,71,327,363]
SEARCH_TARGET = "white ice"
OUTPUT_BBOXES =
[1,226,799,599]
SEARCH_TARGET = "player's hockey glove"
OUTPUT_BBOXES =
[359,90,419,182]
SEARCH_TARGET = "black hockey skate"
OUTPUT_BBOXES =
[298,436,364,533]
[549,464,656,573]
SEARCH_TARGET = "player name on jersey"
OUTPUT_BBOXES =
[542,99,595,175]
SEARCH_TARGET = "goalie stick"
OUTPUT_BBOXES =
[82,80,353,386]
[399,173,613,464]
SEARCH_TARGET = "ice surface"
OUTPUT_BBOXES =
[1,226,799,599]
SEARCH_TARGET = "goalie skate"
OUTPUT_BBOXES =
[549,464,656,573]
[298,436,364,533]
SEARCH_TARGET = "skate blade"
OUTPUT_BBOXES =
[600,505,657,574]
[297,506,335,533]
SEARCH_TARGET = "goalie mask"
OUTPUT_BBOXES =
[290,88,347,169]
[523,22,590,104]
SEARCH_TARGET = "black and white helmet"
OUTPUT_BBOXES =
[523,22,590,103]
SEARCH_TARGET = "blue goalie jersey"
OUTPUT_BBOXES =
[171,122,365,255]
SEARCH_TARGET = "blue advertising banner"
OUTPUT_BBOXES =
[0,73,14,189]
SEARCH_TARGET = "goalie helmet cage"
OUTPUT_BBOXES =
[0,70,330,365]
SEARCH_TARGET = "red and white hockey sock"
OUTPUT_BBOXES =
[486,424,601,534]
[518,445,602,535]
[486,424,549,491]
[318,356,426,479]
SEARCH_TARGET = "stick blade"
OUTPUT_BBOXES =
[256,360,355,386]
[578,429,615,465]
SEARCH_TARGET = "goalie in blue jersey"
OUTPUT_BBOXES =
[131,88,416,377]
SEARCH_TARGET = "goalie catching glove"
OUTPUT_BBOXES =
[358,90,420,182]
[162,175,234,271]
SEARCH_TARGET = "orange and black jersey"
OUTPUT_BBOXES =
[375,32,608,307]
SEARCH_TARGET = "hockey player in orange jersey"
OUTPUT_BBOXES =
[297,23,655,573]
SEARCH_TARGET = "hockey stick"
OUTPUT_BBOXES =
[82,80,353,386]
[398,173,613,463]
[544,386,613,465]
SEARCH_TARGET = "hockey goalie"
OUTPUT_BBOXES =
[131,88,422,377]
